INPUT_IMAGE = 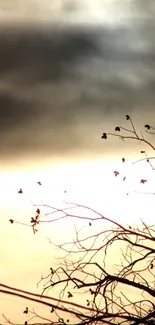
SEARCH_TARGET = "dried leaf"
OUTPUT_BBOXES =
[86,299,90,306]
[18,188,23,194]
[140,179,147,184]
[115,126,120,132]
[50,267,54,274]
[23,307,28,314]
[101,133,107,139]
[145,124,150,129]
[114,171,119,177]
[89,288,94,294]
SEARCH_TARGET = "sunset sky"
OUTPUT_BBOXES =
[0,0,155,323]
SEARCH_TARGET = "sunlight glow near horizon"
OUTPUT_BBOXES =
[0,159,154,230]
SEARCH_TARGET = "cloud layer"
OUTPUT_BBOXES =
[0,0,155,25]
[0,22,155,160]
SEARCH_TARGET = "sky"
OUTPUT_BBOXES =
[0,0,155,323]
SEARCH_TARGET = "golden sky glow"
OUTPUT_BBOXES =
[1,157,155,322]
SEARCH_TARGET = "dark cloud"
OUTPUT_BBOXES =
[1,25,155,85]
[0,23,155,159]
[0,27,100,83]
[0,91,38,130]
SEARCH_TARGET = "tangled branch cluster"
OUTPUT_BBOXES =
[1,116,155,325]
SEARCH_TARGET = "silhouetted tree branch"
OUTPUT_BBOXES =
[1,115,155,325]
